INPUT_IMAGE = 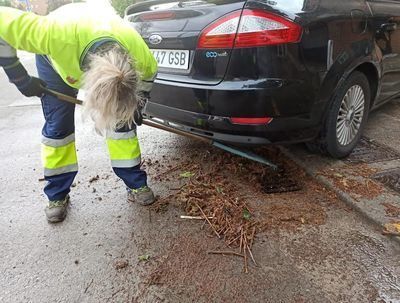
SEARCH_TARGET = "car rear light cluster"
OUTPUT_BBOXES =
[198,9,302,49]
[230,117,273,125]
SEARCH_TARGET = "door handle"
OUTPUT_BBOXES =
[380,23,397,32]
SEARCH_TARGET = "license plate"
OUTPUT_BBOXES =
[151,49,190,70]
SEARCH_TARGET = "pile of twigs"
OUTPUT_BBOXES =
[207,224,257,273]
[177,174,258,272]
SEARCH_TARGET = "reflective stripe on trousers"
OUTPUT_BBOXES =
[36,54,78,201]
[41,133,78,177]
[106,129,141,168]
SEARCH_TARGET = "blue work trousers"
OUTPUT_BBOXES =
[36,55,147,201]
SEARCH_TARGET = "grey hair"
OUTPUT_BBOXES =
[82,44,139,132]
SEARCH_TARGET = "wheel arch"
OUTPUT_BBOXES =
[317,58,380,124]
[311,67,372,158]
[353,62,379,109]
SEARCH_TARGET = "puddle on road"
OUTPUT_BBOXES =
[350,233,400,302]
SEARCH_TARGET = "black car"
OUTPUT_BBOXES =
[126,0,400,158]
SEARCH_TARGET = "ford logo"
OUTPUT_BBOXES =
[149,34,162,45]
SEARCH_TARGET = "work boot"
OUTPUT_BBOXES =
[127,186,155,206]
[45,195,70,223]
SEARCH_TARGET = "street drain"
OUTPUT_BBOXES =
[373,168,400,194]
[346,137,400,164]
[262,168,302,194]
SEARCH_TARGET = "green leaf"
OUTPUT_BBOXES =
[243,209,251,221]
[138,255,150,262]
[180,171,195,178]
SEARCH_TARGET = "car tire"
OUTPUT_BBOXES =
[311,71,371,158]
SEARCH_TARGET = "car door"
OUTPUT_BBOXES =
[367,0,400,104]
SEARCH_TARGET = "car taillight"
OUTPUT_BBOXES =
[230,117,273,125]
[197,9,302,49]
[197,11,241,49]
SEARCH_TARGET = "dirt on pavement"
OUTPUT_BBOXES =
[319,164,384,200]
[124,145,397,303]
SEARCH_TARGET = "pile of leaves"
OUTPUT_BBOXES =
[150,147,308,271]
[176,169,258,272]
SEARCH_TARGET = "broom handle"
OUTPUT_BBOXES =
[43,88,84,105]
[142,120,212,144]
[42,87,277,169]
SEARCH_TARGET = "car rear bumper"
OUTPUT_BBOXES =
[145,102,320,146]
[145,78,322,145]
[145,102,271,145]
[149,77,316,116]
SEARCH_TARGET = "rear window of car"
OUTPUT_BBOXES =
[126,0,245,16]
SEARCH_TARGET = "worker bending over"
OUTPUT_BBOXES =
[0,4,158,223]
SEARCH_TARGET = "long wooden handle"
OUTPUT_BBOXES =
[43,88,84,105]
[142,120,212,144]
[42,88,277,168]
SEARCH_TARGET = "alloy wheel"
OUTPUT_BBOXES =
[336,85,365,146]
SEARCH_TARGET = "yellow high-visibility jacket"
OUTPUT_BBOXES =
[0,5,157,90]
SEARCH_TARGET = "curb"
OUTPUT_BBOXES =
[280,147,400,245]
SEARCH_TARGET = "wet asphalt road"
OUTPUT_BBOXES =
[1,54,400,303]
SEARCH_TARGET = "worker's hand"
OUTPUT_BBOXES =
[17,76,47,98]
[139,91,150,101]
[134,92,150,126]
[133,108,143,126]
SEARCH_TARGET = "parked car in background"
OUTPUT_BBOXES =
[125,0,400,158]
